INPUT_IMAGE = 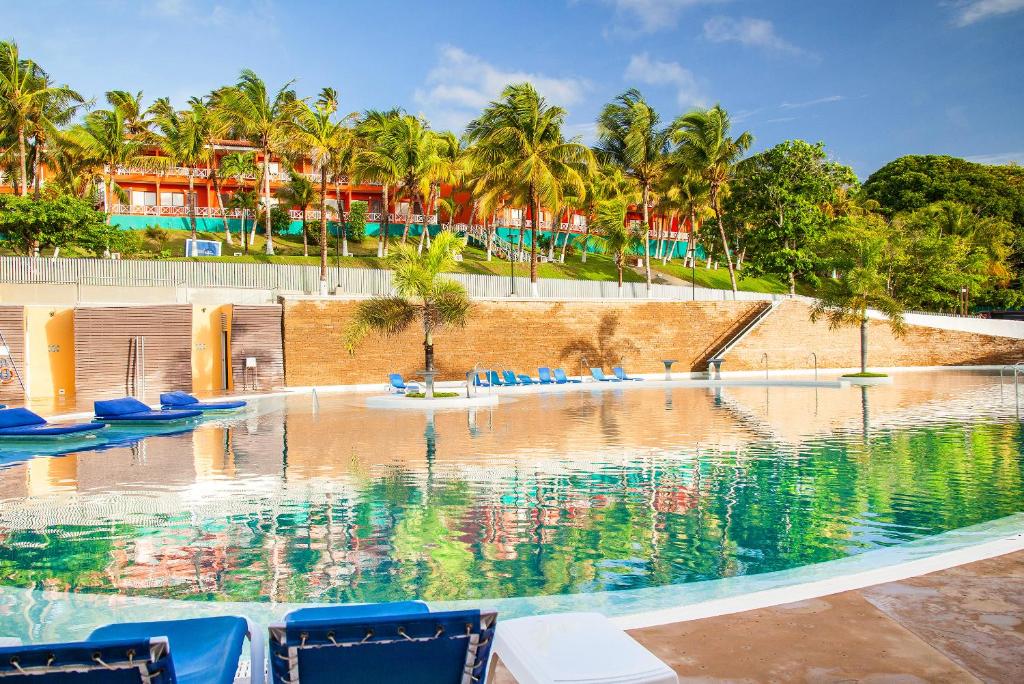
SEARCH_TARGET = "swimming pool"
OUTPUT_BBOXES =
[1,370,1022,639]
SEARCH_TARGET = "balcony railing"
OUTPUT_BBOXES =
[109,165,381,187]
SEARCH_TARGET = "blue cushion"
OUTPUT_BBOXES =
[0,636,174,682]
[103,409,202,422]
[188,401,247,411]
[159,391,199,407]
[90,616,247,684]
[286,601,429,624]
[94,397,152,417]
[0,422,105,437]
[0,408,46,429]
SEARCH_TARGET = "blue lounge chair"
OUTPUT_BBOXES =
[486,370,506,386]
[612,366,644,381]
[160,391,247,412]
[0,615,263,684]
[590,368,621,382]
[0,407,107,440]
[388,374,420,394]
[472,372,491,387]
[501,370,523,386]
[94,397,202,424]
[538,367,556,384]
[268,601,495,684]
[517,373,537,385]
[553,368,582,384]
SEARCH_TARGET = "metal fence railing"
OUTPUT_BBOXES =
[0,255,804,303]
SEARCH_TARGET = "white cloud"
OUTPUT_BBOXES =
[585,0,725,34]
[779,95,845,109]
[153,0,188,16]
[953,0,1024,26]
[964,151,1024,165]
[414,45,590,132]
[702,16,804,55]
[147,0,276,30]
[624,53,706,108]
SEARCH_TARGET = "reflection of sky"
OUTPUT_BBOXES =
[0,370,1022,640]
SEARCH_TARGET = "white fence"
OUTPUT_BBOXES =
[0,256,799,303]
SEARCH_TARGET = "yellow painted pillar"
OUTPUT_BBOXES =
[24,306,75,399]
[191,304,232,393]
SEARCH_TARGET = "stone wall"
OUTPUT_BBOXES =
[283,297,1024,386]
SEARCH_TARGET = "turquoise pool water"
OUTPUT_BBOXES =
[0,371,1021,635]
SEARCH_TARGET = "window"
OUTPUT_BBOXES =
[131,191,157,207]
[572,214,585,226]
[160,192,185,207]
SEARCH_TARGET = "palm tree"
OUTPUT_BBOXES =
[596,89,672,295]
[154,99,213,253]
[346,231,471,397]
[355,108,403,258]
[219,151,258,248]
[0,41,85,195]
[276,170,317,257]
[26,72,86,197]
[105,90,155,138]
[466,83,592,296]
[226,189,258,254]
[418,130,464,254]
[327,124,360,259]
[671,172,712,269]
[591,197,643,294]
[216,69,302,255]
[811,227,905,373]
[672,104,752,293]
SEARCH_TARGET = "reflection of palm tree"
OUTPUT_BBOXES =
[860,385,870,441]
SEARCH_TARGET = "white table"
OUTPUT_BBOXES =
[493,612,678,684]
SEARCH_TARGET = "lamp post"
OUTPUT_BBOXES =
[961,287,968,316]
[509,231,515,297]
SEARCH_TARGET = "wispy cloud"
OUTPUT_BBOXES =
[702,16,805,56]
[964,151,1024,164]
[584,0,726,34]
[780,95,845,109]
[952,0,1024,26]
[624,53,706,108]
[733,94,849,125]
[764,116,797,124]
[147,0,277,30]
[413,45,589,132]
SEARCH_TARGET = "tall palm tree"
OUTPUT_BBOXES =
[276,170,317,257]
[672,104,752,293]
[219,151,258,249]
[466,83,592,296]
[26,72,86,196]
[346,231,471,397]
[591,197,642,294]
[0,41,85,195]
[226,188,258,254]
[811,227,905,373]
[105,90,154,138]
[327,123,360,259]
[671,172,713,268]
[596,89,671,295]
[216,69,302,255]
[154,99,213,253]
[418,130,464,254]
[355,108,403,258]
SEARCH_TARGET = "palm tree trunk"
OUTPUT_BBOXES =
[581,223,589,263]
[642,185,652,295]
[344,186,352,257]
[213,169,231,246]
[17,125,28,196]
[559,220,570,263]
[301,206,309,257]
[263,152,274,255]
[529,188,540,296]
[378,186,389,257]
[320,170,329,293]
[31,136,42,198]
[188,171,198,256]
[860,317,868,373]
[616,255,623,296]
[713,191,738,293]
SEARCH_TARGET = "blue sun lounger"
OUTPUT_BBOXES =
[486,370,506,386]
[389,374,420,394]
[94,397,202,424]
[0,615,264,684]
[517,373,538,385]
[553,368,582,384]
[160,391,247,412]
[269,601,495,684]
[472,372,491,387]
[590,368,621,382]
[538,367,557,384]
[612,367,644,381]
[0,407,107,440]
[501,370,524,386]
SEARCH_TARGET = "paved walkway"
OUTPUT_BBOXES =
[492,551,1024,683]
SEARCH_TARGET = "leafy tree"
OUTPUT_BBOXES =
[219,151,259,248]
[811,216,906,373]
[591,197,643,292]
[0,193,105,255]
[258,204,291,236]
[672,105,753,293]
[275,170,317,256]
[730,140,857,294]
[346,231,471,395]
[347,200,367,242]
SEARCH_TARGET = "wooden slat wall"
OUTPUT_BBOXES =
[73,305,193,399]
[0,306,26,404]
[231,305,285,390]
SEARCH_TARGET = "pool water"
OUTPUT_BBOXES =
[0,372,1021,612]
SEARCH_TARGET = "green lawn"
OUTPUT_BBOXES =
[651,259,809,295]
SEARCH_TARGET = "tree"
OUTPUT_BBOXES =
[730,140,856,295]
[672,105,753,294]
[811,218,906,373]
[219,151,258,248]
[226,189,258,254]
[596,89,671,294]
[591,197,643,294]
[346,231,471,397]
[0,193,104,256]
[465,83,592,296]
[276,170,316,257]
[154,99,214,253]
[347,200,367,242]
[216,69,302,255]
[355,108,404,258]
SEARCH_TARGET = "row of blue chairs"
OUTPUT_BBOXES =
[0,601,494,683]
[475,366,644,387]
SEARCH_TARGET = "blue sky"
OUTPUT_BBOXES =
[7,0,1024,177]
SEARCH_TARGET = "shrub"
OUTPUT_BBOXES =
[143,225,170,242]
[258,206,292,236]
[347,200,367,242]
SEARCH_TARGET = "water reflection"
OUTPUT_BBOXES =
[0,371,1021,608]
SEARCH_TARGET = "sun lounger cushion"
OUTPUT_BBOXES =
[95,397,201,421]
[90,616,248,684]
[0,408,46,429]
[0,636,175,682]
[0,408,105,437]
[160,391,246,411]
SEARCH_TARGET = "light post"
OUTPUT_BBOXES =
[961,287,968,316]
[509,230,515,298]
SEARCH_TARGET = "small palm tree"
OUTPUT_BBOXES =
[346,231,471,396]
[592,197,643,294]
[355,108,404,258]
[154,99,214,253]
[276,170,317,257]
[673,104,752,293]
[226,189,258,254]
[811,226,905,374]
[219,151,258,248]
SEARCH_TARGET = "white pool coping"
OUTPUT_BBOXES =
[365,393,500,409]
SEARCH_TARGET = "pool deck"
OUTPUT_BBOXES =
[491,550,1024,682]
